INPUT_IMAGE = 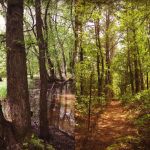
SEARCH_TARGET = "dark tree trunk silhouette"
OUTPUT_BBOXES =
[80,46,84,95]
[134,55,140,93]
[6,0,31,138]
[147,72,149,89]
[133,29,140,93]
[35,0,49,139]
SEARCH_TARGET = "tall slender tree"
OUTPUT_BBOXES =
[35,0,49,139]
[95,17,104,96]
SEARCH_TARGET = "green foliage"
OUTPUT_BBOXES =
[76,95,106,115]
[135,114,150,127]
[0,80,7,100]
[120,89,150,149]
[76,95,89,115]
[23,134,55,150]
[121,89,150,105]
[0,41,6,77]
[106,136,141,150]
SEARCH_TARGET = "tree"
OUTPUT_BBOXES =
[35,0,49,139]
[6,0,31,138]
[94,15,104,96]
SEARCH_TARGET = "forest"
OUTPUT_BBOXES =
[0,0,150,150]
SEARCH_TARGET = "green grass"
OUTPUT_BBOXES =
[0,80,7,100]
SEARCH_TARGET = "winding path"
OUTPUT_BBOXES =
[80,100,137,150]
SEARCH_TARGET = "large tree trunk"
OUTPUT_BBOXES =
[0,104,19,149]
[35,0,49,139]
[6,0,31,138]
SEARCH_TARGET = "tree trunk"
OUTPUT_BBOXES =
[128,55,135,95]
[44,0,55,79]
[46,49,55,79]
[6,0,31,138]
[133,29,141,93]
[72,0,79,75]
[105,8,112,98]
[134,30,144,91]
[35,0,49,139]
[134,55,140,93]
[78,19,84,95]
[80,47,84,95]
[147,72,149,89]
[88,70,93,131]
[95,19,104,96]
[127,28,135,94]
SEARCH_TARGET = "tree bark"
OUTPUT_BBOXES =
[147,72,149,89]
[6,0,31,138]
[95,18,104,96]
[80,46,84,95]
[133,29,141,93]
[134,55,140,93]
[78,19,84,95]
[35,0,49,139]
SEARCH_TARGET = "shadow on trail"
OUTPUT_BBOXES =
[76,100,137,150]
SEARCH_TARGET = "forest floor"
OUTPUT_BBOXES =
[76,100,138,150]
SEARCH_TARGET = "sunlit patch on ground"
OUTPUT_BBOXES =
[76,100,138,150]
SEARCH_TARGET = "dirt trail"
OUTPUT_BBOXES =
[80,100,137,150]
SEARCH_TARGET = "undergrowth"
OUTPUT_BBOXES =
[76,95,106,115]
[118,89,150,149]
[23,134,55,150]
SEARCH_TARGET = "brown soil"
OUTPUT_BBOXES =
[76,100,137,150]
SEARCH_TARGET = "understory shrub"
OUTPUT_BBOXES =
[76,95,106,115]
[23,134,54,150]
[121,89,150,149]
